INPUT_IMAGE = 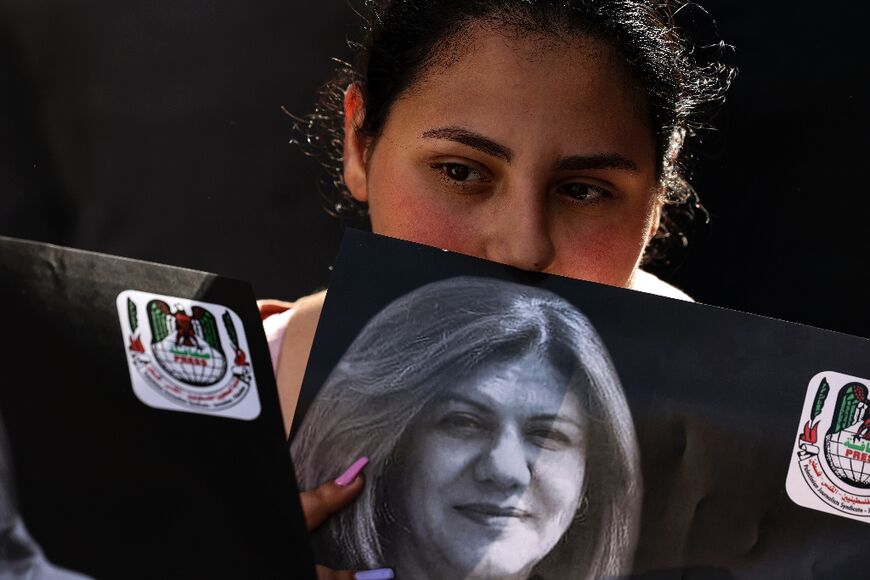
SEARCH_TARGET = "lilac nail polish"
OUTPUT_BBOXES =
[353,569,394,580]
[335,456,369,487]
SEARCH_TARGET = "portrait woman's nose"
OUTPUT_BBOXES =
[473,424,533,489]
[484,184,556,273]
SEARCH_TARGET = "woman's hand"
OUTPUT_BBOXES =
[300,471,365,533]
[300,458,394,580]
[302,477,361,579]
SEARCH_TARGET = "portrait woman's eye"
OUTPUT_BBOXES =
[437,411,490,435]
[555,181,613,205]
[526,423,581,451]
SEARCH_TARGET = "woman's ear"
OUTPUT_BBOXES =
[343,83,370,203]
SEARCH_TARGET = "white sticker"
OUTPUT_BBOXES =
[786,371,870,522]
[116,290,261,420]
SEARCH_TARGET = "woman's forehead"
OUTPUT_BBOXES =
[387,26,655,165]
[439,354,586,414]
[405,25,644,108]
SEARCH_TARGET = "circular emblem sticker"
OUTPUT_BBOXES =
[116,290,261,420]
[787,371,870,522]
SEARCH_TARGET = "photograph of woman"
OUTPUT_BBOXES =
[291,277,642,579]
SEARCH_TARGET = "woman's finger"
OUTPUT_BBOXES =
[315,566,395,580]
[315,564,354,580]
[256,299,294,320]
[300,457,369,531]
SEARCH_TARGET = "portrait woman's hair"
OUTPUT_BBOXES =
[291,277,642,579]
[292,0,734,265]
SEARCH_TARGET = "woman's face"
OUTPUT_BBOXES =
[390,354,587,579]
[344,26,661,288]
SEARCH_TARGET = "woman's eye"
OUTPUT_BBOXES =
[440,412,486,432]
[431,162,486,183]
[556,182,612,203]
[527,428,572,449]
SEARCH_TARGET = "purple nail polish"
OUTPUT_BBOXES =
[354,569,394,580]
[335,456,369,487]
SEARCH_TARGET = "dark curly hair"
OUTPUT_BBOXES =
[291,0,734,265]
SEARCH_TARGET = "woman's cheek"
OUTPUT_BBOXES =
[370,184,481,254]
[415,431,474,472]
[534,449,586,500]
[552,214,649,284]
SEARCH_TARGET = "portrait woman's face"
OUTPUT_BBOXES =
[389,353,587,579]
[344,25,661,288]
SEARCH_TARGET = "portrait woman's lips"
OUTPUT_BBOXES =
[453,503,532,528]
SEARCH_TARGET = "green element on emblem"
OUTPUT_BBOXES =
[845,439,868,452]
[169,348,211,360]
[128,298,138,332]
[223,311,239,350]
[195,307,221,351]
[145,300,223,353]
[811,377,830,421]
[829,382,870,435]
[148,301,171,343]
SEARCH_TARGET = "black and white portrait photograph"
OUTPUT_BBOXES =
[292,276,641,579]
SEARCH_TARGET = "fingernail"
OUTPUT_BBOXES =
[354,569,394,580]
[335,456,369,487]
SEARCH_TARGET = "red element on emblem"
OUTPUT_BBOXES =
[856,417,870,441]
[822,481,839,495]
[173,311,198,347]
[129,335,145,353]
[800,421,819,444]
[234,349,248,366]
[172,355,207,366]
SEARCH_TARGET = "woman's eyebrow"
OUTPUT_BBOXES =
[420,127,638,173]
[529,414,584,431]
[421,126,512,162]
[554,154,638,172]
[441,393,495,413]
[441,394,583,430]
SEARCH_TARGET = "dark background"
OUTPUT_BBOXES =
[1,1,867,336]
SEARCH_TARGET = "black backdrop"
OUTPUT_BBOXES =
[1,1,867,337]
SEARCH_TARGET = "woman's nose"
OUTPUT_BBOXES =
[484,185,555,272]
[473,427,532,489]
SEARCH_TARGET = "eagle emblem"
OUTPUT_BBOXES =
[117,290,260,420]
[147,301,228,386]
[787,372,870,522]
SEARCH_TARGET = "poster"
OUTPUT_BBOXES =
[291,230,870,579]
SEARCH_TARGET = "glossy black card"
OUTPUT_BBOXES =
[0,236,313,579]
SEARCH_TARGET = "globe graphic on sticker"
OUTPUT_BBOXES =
[824,428,870,488]
[152,338,227,386]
